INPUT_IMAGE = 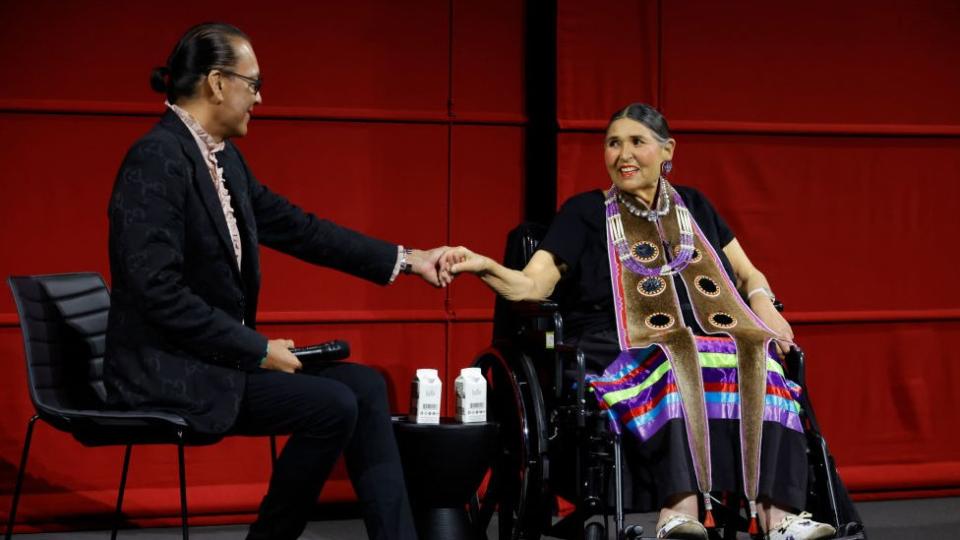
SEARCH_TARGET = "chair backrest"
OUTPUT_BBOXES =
[493,222,552,340]
[501,222,548,271]
[7,273,110,423]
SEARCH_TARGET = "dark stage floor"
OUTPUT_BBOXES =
[10,496,958,539]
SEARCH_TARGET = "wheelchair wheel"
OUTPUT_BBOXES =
[584,522,605,540]
[471,347,550,540]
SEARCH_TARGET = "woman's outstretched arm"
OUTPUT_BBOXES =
[441,247,563,302]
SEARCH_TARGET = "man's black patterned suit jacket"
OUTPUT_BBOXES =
[105,110,398,434]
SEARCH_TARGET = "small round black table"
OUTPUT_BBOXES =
[392,417,498,540]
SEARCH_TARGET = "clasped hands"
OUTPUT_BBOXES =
[407,245,485,288]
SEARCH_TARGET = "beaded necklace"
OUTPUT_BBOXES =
[605,178,695,277]
[618,187,670,220]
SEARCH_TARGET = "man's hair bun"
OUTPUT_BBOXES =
[150,66,171,93]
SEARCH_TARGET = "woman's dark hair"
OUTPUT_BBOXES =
[150,22,249,104]
[608,103,671,143]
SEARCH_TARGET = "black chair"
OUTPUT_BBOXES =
[5,273,277,539]
[469,224,867,540]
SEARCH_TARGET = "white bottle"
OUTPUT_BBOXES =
[455,367,487,423]
[409,368,442,424]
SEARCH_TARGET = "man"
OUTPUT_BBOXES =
[106,22,443,539]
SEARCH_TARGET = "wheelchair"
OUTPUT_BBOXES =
[468,223,867,540]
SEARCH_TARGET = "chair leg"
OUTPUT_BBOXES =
[269,434,277,469]
[111,444,133,540]
[177,434,189,540]
[5,415,38,540]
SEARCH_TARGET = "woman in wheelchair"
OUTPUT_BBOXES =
[441,103,837,540]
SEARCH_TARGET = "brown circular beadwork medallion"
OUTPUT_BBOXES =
[709,312,737,328]
[694,275,721,297]
[631,241,659,263]
[674,245,702,263]
[645,312,675,330]
[637,276,667,297]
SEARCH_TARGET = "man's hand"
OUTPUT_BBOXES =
[406,246,451,287]
[261,339,302,373]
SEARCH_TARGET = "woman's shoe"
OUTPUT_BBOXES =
[768,512,837,540]
[656,513,708,540]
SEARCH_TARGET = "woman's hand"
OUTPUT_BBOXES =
[723,239,795,356]
[440,246,490,277]
[750,297,794,357]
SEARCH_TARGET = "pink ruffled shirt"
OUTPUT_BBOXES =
[167,103,244,271]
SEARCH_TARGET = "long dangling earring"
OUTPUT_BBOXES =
[661,160,673,177]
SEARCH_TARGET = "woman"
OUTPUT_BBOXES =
[441,104,836,540]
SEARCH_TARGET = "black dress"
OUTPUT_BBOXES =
[537,186,808,512]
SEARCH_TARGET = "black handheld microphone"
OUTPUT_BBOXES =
[291,340,351,367]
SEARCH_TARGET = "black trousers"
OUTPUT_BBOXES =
[232,363,417,540]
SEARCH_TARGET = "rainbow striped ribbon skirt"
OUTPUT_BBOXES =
[587,335,804,441]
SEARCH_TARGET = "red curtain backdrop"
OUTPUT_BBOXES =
[556,0,960,499]
[0,0,523,531]
[2,0,959,532]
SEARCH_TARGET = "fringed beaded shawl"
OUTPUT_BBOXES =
[586,179,801,527]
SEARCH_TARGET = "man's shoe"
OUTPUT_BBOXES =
[768,512,837,540]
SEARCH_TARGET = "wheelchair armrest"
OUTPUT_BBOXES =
[508,300,559,317]
[782,345,831,439]
[555,343,589,427]
[784,346,806,388]
[502,300,564,344]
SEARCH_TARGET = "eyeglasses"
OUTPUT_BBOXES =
[220,69,262,94]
